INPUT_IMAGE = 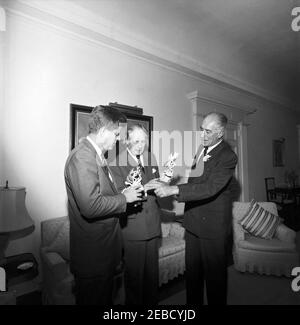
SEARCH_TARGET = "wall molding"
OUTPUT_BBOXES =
[3,0,296,112]
[187,89,257,128]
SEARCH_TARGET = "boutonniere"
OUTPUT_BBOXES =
[203,155,211,162]
[152,168,157,174]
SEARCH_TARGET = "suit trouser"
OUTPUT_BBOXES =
[123,237,159,305]
[185,230,228,305]
[74,273,114,305]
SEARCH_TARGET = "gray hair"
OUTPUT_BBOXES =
[204,112,228,130]
[127,124,148,140]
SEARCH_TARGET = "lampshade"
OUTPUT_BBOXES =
[0,187,34,233]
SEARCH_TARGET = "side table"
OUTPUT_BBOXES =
[0,253,39,301]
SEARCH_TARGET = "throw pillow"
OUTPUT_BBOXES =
[239,199,281,239]
[47,219,70,261]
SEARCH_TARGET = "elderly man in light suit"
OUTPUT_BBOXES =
[110,124,161,305]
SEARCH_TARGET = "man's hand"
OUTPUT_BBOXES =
[154,184,179,198]
[123,185,143,203]
[144,178,161,192]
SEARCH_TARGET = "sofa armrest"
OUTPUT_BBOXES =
[274,223,296,243]
[40,249,71,282]
[233,219,246,244]
[41,216,68,248]
[169,222,185,239]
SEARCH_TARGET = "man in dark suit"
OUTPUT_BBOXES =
[64,106,143,305]
[110,124,161,305]
[154,112,237,305]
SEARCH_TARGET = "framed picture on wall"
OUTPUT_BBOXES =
[70,104,93,150]
[70,103,153,153]
[273,138,285,167]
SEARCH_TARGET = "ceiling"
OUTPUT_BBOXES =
[68,0,299,108]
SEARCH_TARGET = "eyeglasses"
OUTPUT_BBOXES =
[199,126,214,135]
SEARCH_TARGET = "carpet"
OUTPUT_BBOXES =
[159,232,300,305]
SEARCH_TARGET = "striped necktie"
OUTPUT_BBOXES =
[136,155,145,173]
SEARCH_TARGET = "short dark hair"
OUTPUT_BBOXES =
[88,106,127,134]
[127,124,148,140]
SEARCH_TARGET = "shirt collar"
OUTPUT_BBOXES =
[86,136,105,163]
[207,139,223,154]
[197,139,223,163]
[127,148,144,166]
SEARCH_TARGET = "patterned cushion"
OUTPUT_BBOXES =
[239,199,281,239]
[161,223,171,238]
[47,219,70,261]
[240,234,296,252]
[159,236,185,258]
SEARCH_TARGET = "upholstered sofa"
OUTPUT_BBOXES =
[232,201,299,277]
[40,216,185,305]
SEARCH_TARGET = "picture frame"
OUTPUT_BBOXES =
[69,103,153,154]
[273,138,285,167]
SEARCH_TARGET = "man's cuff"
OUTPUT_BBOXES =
[172,185,179,196]
[176,184,184,202]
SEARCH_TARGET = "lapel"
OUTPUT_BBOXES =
[141,152,152,183]
[204,140,226,164]
[187,141,226,182]
[82,139,119,194]
[191,144,204,168]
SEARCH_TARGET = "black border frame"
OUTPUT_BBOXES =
[69,103,153,153]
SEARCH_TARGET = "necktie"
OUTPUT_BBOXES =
[101,157,116,189]
[136,155,145,173]
[192,146,208,169]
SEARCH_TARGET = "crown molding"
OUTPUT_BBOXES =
[187,89,257,115]
[3,0,296,112]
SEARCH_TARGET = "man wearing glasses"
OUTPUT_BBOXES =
[154,112,238,305]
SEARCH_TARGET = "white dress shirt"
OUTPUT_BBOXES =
[127,148,144,167]
[196,139,223,164]
[86,136,113,182]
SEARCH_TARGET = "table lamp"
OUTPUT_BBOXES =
[0,181,34,264]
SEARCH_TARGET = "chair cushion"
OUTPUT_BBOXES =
[161,223,171,238]
[239,199,281,239]
[159,236,185,258]
[239,234,296,252]
[46,219,70,261]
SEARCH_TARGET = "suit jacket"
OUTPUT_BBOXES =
[64,138,127,277]
[110,151,161,241]
[177,141,238,239]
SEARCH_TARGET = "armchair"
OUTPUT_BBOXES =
[232,201,299,277]
[40,215,185,304]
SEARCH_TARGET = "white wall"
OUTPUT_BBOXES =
[0,8,4,179]
[2,10,300,263]
[2,13,197,258]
